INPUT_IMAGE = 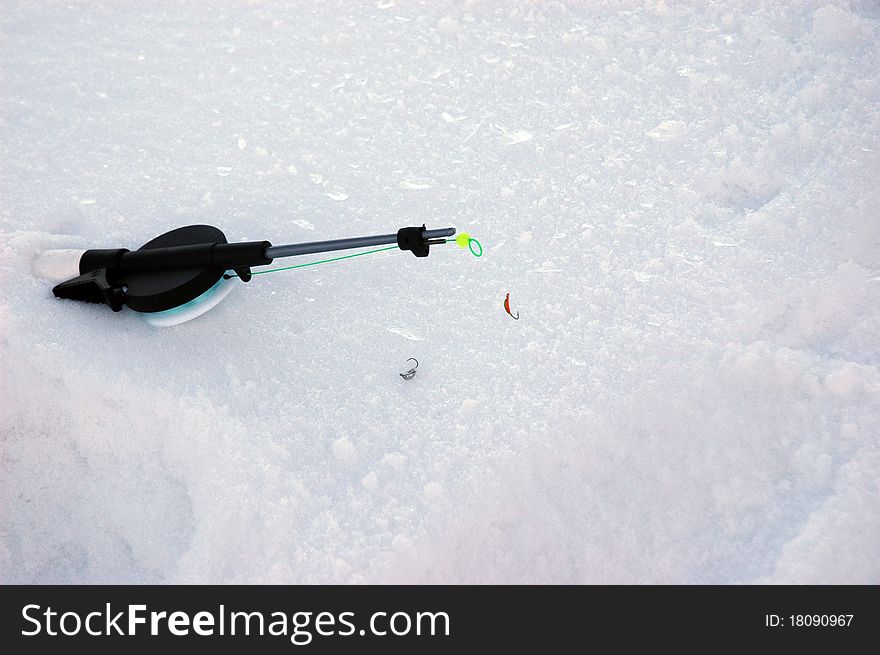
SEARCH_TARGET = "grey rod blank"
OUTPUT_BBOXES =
[265,227,455,260]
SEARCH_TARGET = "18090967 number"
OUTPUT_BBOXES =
[790,615,853,627]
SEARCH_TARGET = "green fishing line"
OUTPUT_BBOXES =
[225,232,481,279]
[224,245,399,278]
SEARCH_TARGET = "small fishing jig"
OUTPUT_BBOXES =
[504,292,519,320]
[399,358,419,380]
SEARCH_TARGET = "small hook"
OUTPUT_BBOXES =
[400,357,419,380]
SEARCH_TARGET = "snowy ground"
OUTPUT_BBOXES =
[1,1,878,584]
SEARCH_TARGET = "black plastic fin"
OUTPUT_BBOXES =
[233,267,253,282]
[53,268,125,312]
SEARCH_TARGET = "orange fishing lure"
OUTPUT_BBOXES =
[504,292,519,320]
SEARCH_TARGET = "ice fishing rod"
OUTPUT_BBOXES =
[40,223,457,326]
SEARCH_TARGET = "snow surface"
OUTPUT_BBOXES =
[1,0,879,584]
